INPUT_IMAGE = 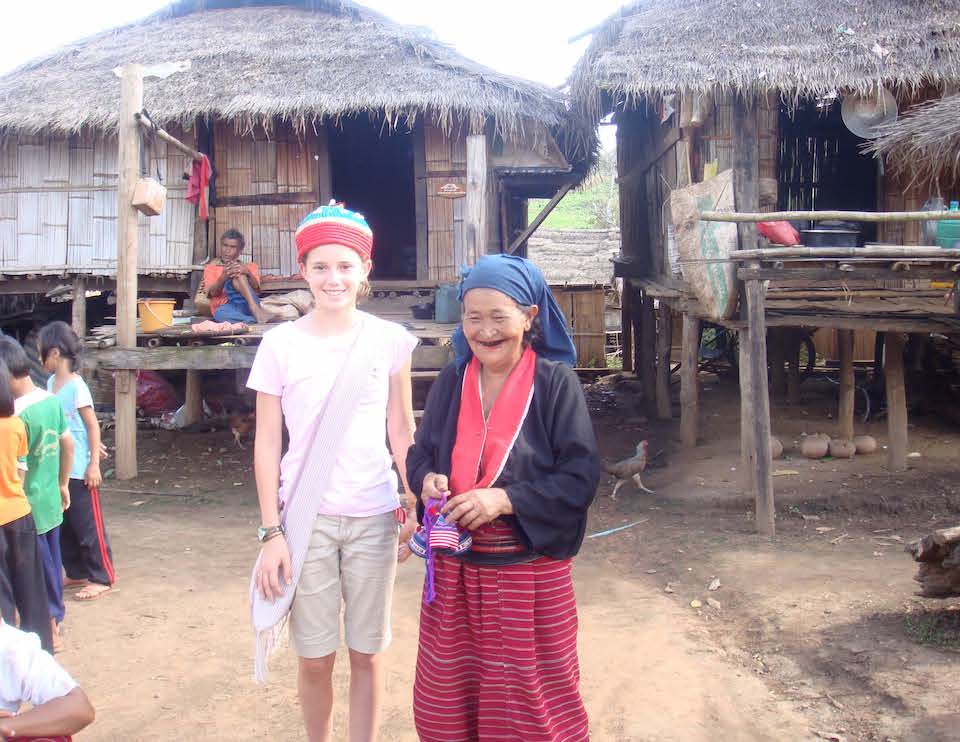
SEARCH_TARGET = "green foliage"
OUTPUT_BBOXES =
[528,149,619,230]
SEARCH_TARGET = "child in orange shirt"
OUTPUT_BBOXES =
[0,360,52,653]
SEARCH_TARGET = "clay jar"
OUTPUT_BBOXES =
[800,434,830,459]
[853,435,878,454]
[829,439,856,459]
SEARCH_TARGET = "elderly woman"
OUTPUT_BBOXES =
[407,254,600,742]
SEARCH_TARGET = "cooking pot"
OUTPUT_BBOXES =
[800,220,860,248]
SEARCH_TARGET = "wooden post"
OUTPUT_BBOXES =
[413,123,429,280]
[768,328,786,398]
[115,63,143,481]
[837,329,855,440]
[744,270,775,537]
[620,281,634,373]
[639,294,657,410]
[71,277,87,338]
[786,329,801,405]
[885,332,908,472]
[184,370,202,426]
[680,314,700,447]
[738,325,755,496]
[655,303,673,419]
[465,133,490,263]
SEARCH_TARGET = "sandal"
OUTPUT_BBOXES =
[63,577,88,588]
[74,583,112,601]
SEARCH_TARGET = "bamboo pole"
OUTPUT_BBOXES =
[115,63,143,481]
[135,112,204,162]
[701,209,960,223]
[726,247,960,260]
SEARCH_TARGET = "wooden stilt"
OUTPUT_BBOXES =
[115,63,143,481]
[837,329,855,441]
[621,281,633,372]
[744,271,775,537]
[640,294,656,410]
[680,314,700,447]
[786,329,801,405]
[885,332,908,472]
[655,303,673,420]
[768,328,786,398]
[465,133,491,261]
[184,370,202,426]
[71,277,87,338]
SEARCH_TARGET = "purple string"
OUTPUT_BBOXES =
[422,494,445,604]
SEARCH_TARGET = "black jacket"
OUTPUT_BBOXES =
[407,356,600,560]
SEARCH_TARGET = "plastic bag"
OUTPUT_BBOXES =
[757,221,800,246]
[136,370,180,414]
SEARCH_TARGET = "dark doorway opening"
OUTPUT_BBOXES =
[328,118,417,279]
[778,100,879,242]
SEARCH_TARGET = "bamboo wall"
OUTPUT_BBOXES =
[0,129,195,274]
[424,122,466,281]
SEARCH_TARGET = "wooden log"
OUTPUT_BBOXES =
[71,277,87,338]
[837,329,855,440]
[701,209,960,224]
[738,325,755,496]
[680,314,700,447]
[729,246,960,261]
[914,561,960,598]
[906,525,960,562]
[136,112,204,162]
[621,281,634,372]
[739,266,960,282]
[745,274,775,537]
[465,133,490,262]
[97,345,258,371]
[115,63,143,482]
[639,294,657,410]
[885,332,908,472]
[655,303,673,420]
[184,370,202,426]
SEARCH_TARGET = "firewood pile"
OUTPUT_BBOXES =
[906,525,960,598]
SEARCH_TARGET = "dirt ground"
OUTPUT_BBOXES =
[54,373,960,741]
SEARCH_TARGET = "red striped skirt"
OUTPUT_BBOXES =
[413,555,588,742]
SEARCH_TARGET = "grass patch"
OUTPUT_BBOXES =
[904,608,960,651]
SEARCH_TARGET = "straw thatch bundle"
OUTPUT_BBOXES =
[570,0,960,120]
[868,95,960,180]
[0,0,577,150]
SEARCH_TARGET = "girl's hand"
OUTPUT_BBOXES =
[256,535,292,601]
[443,488,512,531]
[397,514,418,563]
[421,473,449,505]
[60,484,71,511]
[85,463,102,489]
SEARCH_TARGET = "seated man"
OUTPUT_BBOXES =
[203,229,275,324]
[0,620,95,741]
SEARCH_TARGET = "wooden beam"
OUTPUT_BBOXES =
[837,329,855,440]
[506,182,573,255]
[96,346,258,371]
[184,370,203,426]
[465,133,491,262]
[616,127,681,187]
[620,282,634,372]
[655,303,673,420]
[745,273,775,537]
[738,266,960,282]
[71,277,87,338]
[211,191,317,208]
[680,314,700,447]
[135,111,204,162]
[115,63,143,481]
[730,247,960,260]
[701,209,960,223]
[639,294,657,411]
[768,329,786,398]
[884,332,908,472]
[413,122,429,281]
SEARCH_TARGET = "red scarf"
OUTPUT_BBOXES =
[449,346,536,496]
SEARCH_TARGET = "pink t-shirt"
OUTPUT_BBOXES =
[247,312,418,517]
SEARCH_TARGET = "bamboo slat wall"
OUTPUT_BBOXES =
[424,121,466,281]
[0,129,195,274]
[211,122,325,276]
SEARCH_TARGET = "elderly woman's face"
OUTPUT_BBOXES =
[462,288,537,371]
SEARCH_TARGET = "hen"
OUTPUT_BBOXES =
[603,440,654,498]
[229,411,256,448]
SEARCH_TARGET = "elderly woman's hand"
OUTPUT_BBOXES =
[421,472,450,505]
[443,488,513,531]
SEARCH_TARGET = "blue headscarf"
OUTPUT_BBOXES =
[451,254,577,368]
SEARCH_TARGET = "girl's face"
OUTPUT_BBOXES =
[462,288,538,373]
[299,244,371,312]
[40,346,61,373]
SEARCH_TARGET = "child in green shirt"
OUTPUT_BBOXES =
[0,337,72,652]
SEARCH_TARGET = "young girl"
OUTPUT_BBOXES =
[39,321,115,601]
[248,202,418,742]
[0,360,53,652]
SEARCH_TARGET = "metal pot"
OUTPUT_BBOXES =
[410,302,435,320]
[800,221,860,248]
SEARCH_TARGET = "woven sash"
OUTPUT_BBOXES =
[250,316,377,681]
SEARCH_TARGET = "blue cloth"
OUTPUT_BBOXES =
[47,376,93,480]
[452,254,576,368]
[37,527,64,623]
[213,279,260,323]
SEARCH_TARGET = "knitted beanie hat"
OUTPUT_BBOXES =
[295,200,373,262]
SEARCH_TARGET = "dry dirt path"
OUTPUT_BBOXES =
[55,488,812,741]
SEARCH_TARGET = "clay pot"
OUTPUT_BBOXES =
[770,437,784,459]
[853,435,878,455]
[829,439,856,459]
[800,435,830,459]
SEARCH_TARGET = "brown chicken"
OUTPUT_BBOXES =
[229,411,256,448]
[603,440,654,498]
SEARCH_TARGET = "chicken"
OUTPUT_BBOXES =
[229,411,256,448]
[603,440,654,498]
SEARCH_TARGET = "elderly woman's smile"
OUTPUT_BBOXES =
[462,287,536,371]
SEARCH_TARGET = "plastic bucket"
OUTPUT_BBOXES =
[434,283,461,324]
[138,298,176,332]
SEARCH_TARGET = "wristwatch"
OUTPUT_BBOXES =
[257,524,285,543]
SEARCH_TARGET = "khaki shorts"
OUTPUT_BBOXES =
[289,511,399,658]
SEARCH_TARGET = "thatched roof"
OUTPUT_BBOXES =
[868,94,960,180]
[0,0,579,153]
[571,0,960,119]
